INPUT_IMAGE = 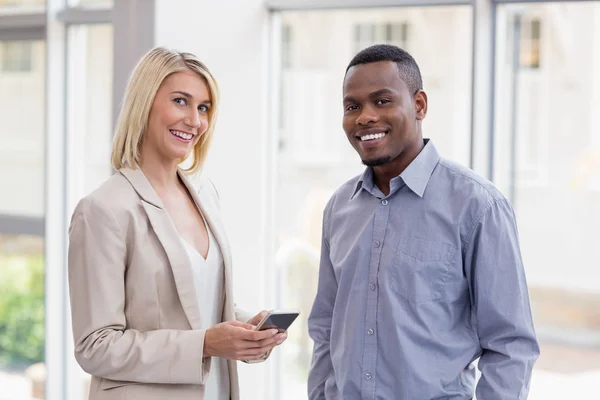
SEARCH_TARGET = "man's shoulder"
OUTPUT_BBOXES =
[435,158,506,204]
[326,172,364,208]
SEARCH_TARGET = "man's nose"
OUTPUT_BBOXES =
[356,106,379,125]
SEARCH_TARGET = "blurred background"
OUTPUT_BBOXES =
[1,0,599,399]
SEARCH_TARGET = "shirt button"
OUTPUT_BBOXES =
[367,328,374,335]
[373,240,380,248]
[365,373,372,380]
[381,199,388,205]
[369,283,376,291]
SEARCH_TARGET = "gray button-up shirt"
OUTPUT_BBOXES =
[308,140,539,400]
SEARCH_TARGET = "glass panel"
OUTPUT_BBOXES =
[0,40,45,217]
[67,24,113,200]
[65,23,113,399]
[0,38,45,400]
[0,0,44,11]
[0,234,45,400]
[274,7,472,398]
[495,3,600,398]
[72,0,112,7]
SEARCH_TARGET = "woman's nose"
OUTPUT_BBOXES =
[185,110,202,129]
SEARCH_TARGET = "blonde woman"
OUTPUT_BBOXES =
[68,47,286,400]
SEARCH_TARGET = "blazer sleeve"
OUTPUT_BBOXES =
[234,308,254,324]
[68,196,211,384]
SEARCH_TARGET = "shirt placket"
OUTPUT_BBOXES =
[361,197,391,399]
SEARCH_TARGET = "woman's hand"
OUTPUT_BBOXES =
[248,310,269,327]
[203,320,284,361]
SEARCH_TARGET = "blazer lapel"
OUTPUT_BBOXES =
[183,173,241,399]
[179,172,235,322]
[119,167,202,330]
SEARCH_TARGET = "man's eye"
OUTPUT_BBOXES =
[345,105,358,112]
[376,99,391,105]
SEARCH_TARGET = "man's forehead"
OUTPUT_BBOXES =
[343,63,406,95]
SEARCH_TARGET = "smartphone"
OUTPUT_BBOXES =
[254,309,300,333]
[242,310,300,364]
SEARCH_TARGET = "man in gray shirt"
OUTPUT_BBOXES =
[307,44,539,400]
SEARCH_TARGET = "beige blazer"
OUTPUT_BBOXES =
[68,167,254,400]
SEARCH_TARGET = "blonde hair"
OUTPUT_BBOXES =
[111,47,220,174]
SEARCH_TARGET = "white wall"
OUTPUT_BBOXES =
[154,1,275,397]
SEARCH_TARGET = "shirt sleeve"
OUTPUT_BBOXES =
[307,204,340,400]
[464,198,540,400]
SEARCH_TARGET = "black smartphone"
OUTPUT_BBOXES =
[254,310,300,333]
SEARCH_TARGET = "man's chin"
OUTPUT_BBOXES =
[362,156,392,167]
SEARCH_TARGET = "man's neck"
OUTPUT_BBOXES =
[372,139,424,196]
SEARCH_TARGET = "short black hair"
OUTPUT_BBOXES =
[345,44,423,95]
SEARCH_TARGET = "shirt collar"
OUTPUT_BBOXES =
[351,167,372,200]
[400,139,440,197]
[350,139,440,200]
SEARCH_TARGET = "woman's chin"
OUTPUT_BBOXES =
[166,146,192,161]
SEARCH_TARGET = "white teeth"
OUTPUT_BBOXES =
[360,132,386,141]
[171,130,193,140]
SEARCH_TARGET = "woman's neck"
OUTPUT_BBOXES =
[139,157,181,197]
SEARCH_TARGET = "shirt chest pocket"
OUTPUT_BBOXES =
[389,237,455,304]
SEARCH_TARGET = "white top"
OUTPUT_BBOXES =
[181,220,230,400]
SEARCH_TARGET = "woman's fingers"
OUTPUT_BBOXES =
[237,346,272,358]
[249,332,287,348]
[208,321,289,360]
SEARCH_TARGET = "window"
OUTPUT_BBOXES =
[0,39,45,400]
[0,0,44,7]
[0,40,45,218]
[282,24,292,69]
[495,3,600,398]
[0,41,33,72]
[354,21,409,53]
[520,18,541,69]
[76,0,113,6]
[66,24,114,202]
[385,22,409,49]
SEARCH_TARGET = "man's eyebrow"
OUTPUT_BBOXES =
[343,88,395,103]
[369,88,394,98]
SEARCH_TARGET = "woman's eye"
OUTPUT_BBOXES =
[174,97,187,106]
[198,104,209,113]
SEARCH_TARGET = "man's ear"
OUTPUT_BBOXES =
[415,90,428,121]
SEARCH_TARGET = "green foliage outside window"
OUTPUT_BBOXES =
[0,254,45,368]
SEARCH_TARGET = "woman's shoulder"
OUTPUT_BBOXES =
[73,172,138,219]
[192,175,222,211]
[195,175,218,198]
